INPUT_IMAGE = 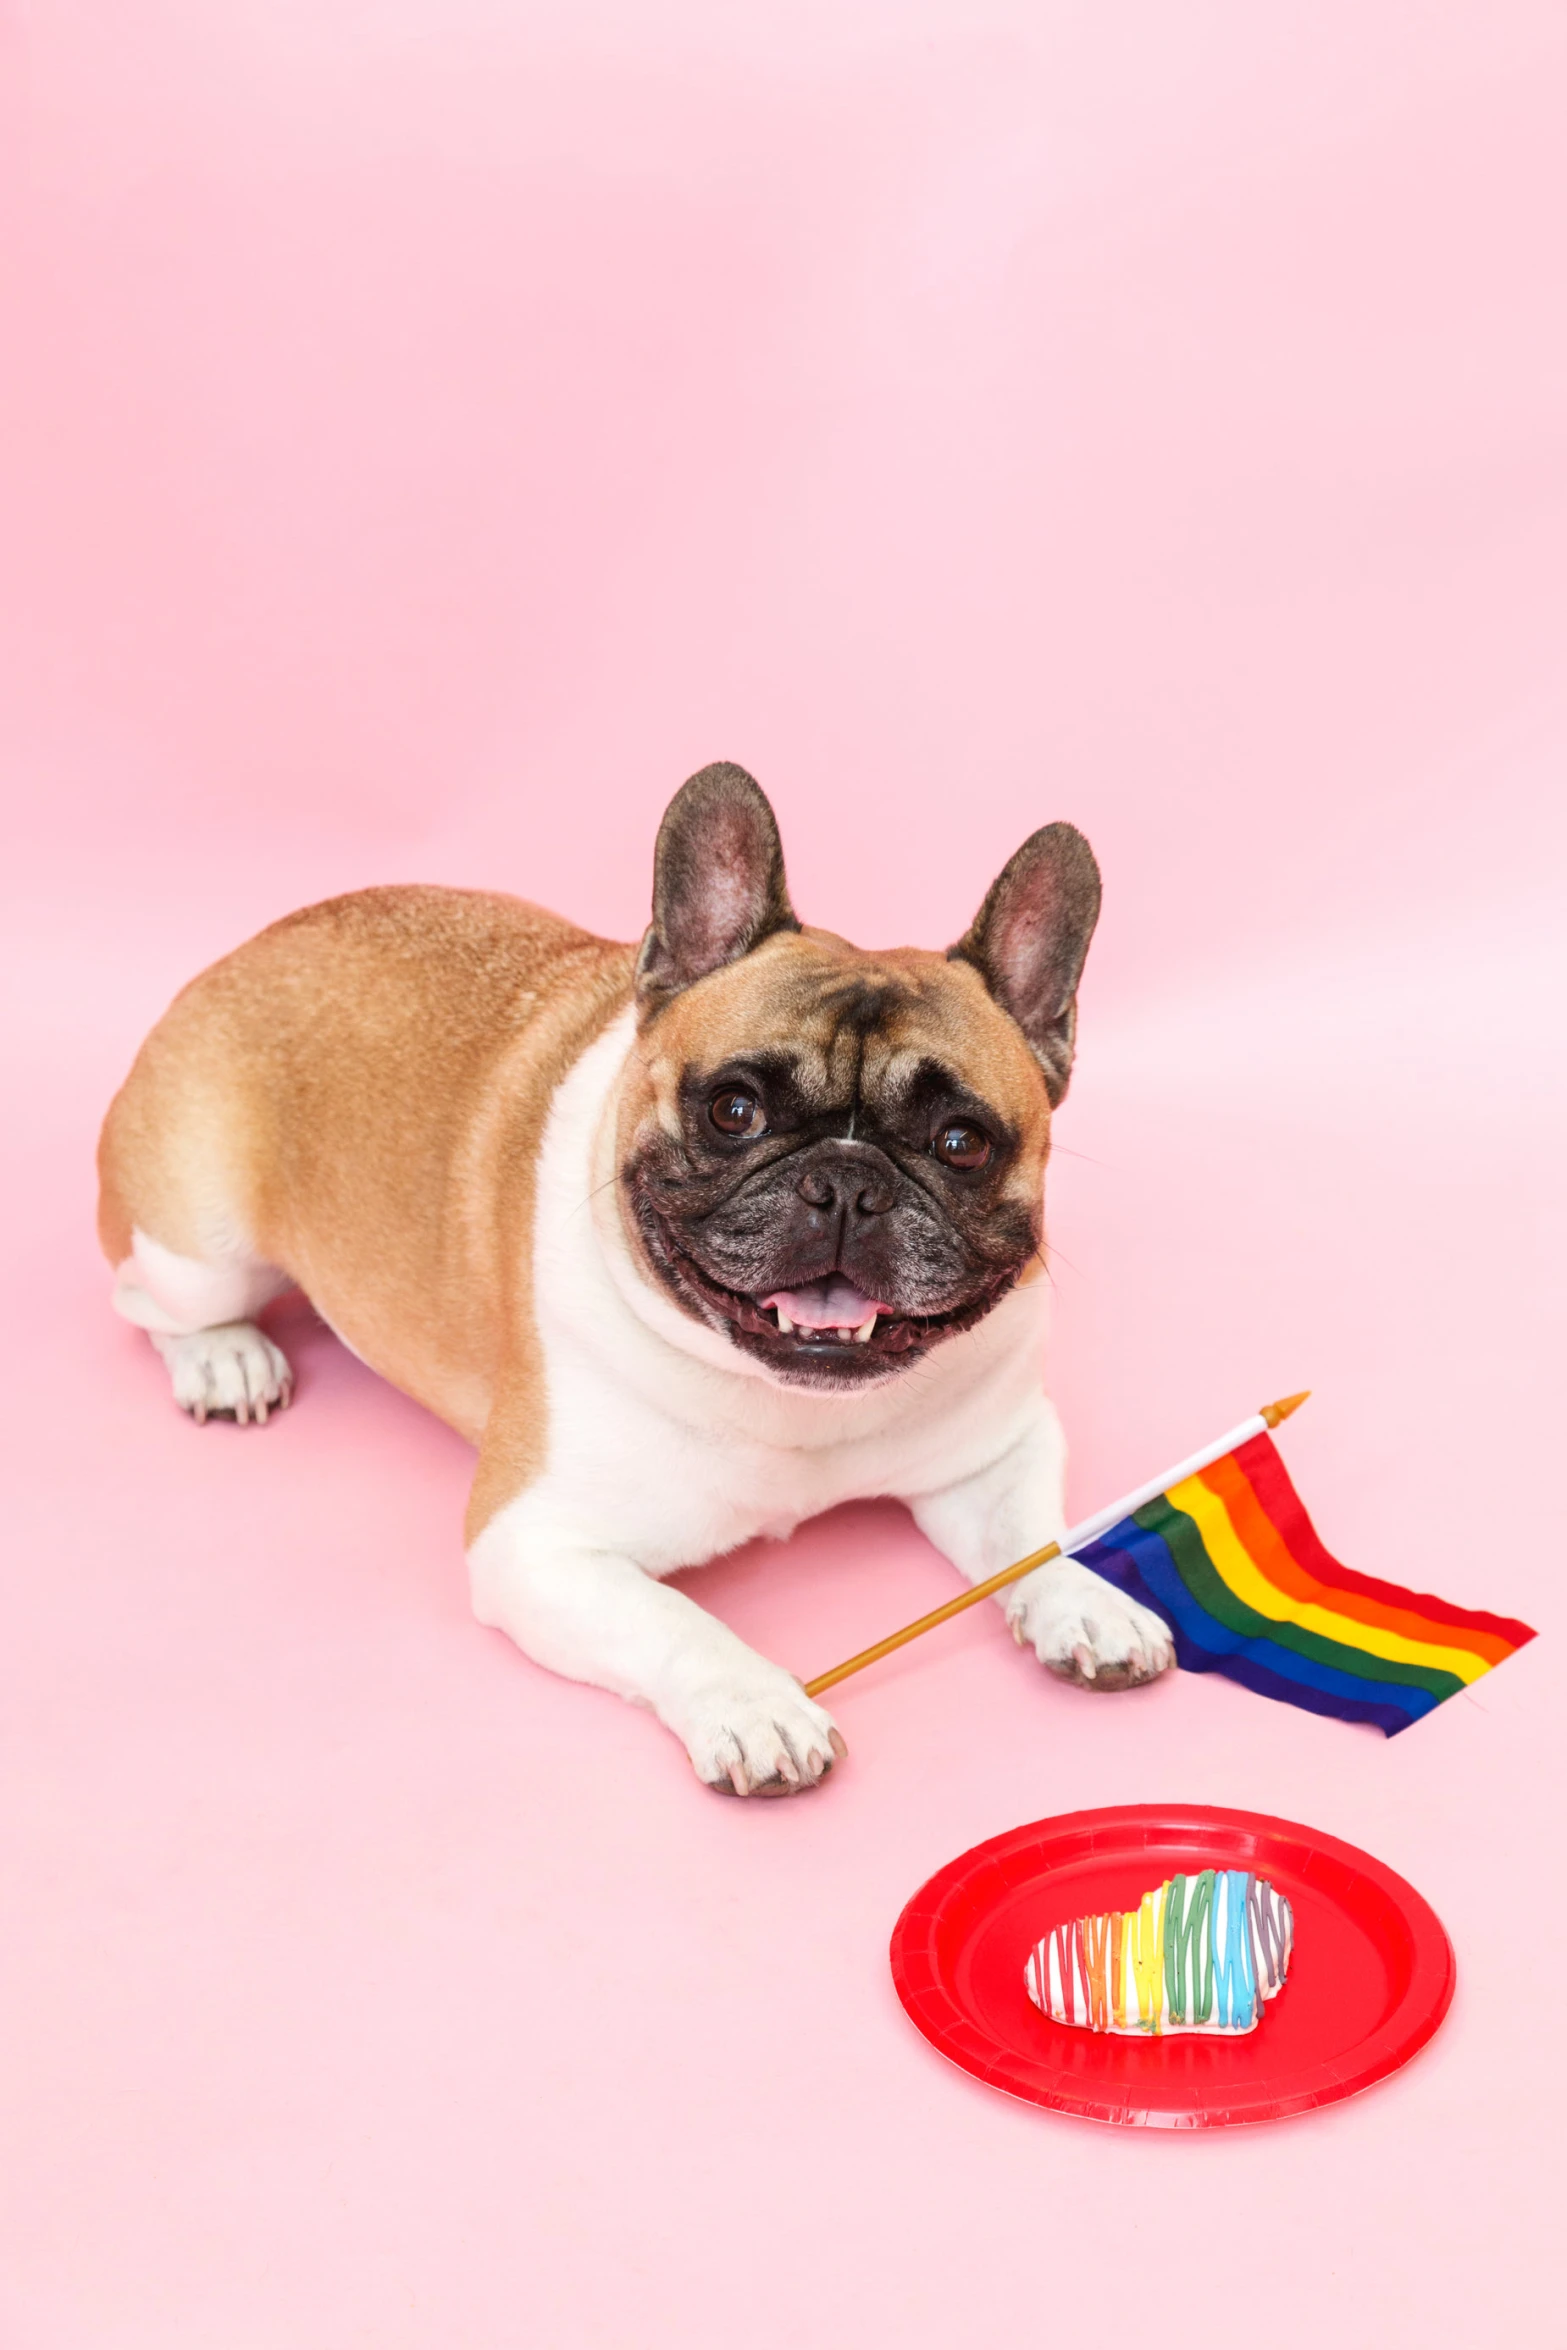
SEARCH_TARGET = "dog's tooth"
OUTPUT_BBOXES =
[775,1308,794,1335]
[853,1313,878,1343]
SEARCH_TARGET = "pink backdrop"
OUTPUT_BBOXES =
[2,5,1563,2343]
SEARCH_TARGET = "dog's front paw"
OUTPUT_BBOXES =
[673,1667,847,1797]
[1006,1557,1174,1691]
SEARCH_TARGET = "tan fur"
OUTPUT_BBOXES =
[99,888,636,1481]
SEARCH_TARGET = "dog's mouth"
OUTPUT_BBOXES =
[623,1174,1026,1384]
[755,1274,892,1348]
[653,1241,1017,1380]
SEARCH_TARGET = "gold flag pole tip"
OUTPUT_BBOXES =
[1260,1391,1311,1429]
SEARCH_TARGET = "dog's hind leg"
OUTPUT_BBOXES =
[113,1230,294,1425]
[99,1027,295,1426]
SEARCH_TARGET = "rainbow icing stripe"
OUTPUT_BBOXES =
[1025,1870,1294,2036]
[1074,1431,1535,1734]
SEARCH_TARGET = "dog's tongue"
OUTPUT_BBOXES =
[760,1276,887,1331]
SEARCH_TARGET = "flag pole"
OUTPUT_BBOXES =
[801,1392,1310,1699]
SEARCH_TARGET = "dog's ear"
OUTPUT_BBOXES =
[636,763,800,1015]
[949,824,1102,1104]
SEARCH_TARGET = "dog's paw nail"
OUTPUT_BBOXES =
[685,1677,843,1798]
[1072,1643,1096,1681]
[827,1727,848,1760]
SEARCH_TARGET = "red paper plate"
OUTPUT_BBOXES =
[890,1804,1455,2128]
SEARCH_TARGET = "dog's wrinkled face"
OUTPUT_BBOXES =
[617,764,1101,1390]
[622,933,1051,1383]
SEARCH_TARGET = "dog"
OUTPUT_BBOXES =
[98,763,1174,1792]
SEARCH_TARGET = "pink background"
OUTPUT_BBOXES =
[3,4,1564,2342]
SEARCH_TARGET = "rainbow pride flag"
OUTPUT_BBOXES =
[1075,1431,1535,1734]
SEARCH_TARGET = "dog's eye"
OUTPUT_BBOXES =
[709,1088,767,1138]
[933,1121,992,1170]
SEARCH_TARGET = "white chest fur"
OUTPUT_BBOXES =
[525,1009,1051,1572]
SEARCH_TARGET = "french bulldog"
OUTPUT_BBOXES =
[98,763,1174,1791]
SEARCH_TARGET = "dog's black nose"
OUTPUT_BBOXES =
[796,1152,895,1218]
